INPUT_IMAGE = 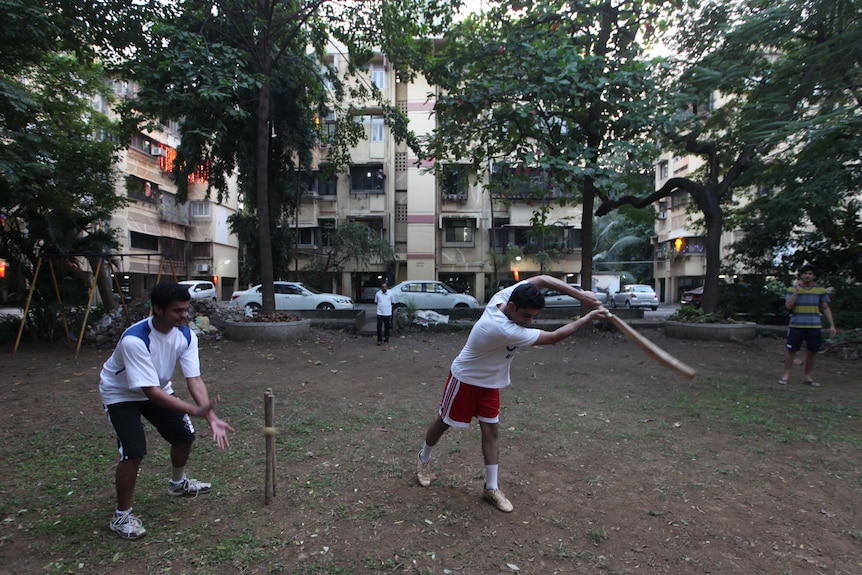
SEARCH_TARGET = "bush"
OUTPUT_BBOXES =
[826,280,862,329]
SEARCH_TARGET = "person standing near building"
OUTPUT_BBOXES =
[778,264,837,387]
[375,280,393,345]
[100,281,234,540]
[415,275,608,512]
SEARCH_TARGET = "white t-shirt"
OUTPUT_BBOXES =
[450,281,541,389]
[99,317,201,405]
[375,289,393,316]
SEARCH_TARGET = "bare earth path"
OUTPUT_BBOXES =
[1,326,860,574]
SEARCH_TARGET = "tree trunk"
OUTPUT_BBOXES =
[700,199,724,314]
[580,177,596,292]
[256,80,276,314]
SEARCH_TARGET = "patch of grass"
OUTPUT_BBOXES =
[588,528,608,545]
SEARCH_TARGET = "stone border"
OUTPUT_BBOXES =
[224,319,312,341]
[664,320,757,341]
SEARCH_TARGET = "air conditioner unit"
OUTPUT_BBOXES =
[151,147,167,157]
[196,263,210,272]
[658,211,667,220]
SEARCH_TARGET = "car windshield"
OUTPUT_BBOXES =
[634,286,653,292]
[295,282,321,294]
[439,282,457,293]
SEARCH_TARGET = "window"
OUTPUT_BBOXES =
[191,242,212,258]
[318,173,338,196]
[298,228,316,247]
[161,237,187,262]
[370,116,385,142]
[370,66,385,90]
[319,219,336,247]
[190,201,211,218]
[319,108,336,144]
[354,115,385,143]
[659,162,669,179]
[444,219,474,243]
[440,165,469,199]
[350,165,384,193]
[126,176,160,204]
[130,231,159,251]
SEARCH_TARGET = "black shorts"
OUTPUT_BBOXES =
[785,327,823,353]
[105,398,196,461]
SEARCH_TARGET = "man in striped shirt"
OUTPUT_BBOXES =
[779,264,836,387]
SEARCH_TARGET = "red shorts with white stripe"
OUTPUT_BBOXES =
[438,372,500,428]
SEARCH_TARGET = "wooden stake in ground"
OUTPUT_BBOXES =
[263,388,277,505]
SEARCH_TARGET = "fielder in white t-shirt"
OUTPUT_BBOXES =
[100,281,234,540]
[416,275,608,512]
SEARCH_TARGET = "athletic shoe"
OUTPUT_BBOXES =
[416,454,433,487]
[483,487,514,512]
[110,510,147,540]
[167,477,212,497]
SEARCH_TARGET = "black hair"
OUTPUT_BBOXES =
[509,282,545,310]
[798,264,816,275]
[150,281,191,309]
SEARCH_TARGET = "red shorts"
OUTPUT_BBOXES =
[438,372,500,428]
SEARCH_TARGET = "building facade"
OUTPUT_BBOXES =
[106,82,240,302]
[292,52,588,304]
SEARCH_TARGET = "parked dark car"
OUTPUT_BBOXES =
[682,283,788,323]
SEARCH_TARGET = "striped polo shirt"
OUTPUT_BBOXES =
[787,286,829,329]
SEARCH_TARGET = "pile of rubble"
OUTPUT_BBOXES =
[84,299,244,345]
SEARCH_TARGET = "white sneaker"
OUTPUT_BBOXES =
[483,487,514,512]
[110,510,147,540]
[167,477,212,497]
[416,454,434,487]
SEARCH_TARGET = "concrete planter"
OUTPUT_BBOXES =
[664,320,757,342]
[224,319,311,342]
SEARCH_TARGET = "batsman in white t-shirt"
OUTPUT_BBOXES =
[416,275,608,512]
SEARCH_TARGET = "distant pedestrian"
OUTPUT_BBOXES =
[100,281,234,540]
[778,264,836,387]
[375,281,393,345]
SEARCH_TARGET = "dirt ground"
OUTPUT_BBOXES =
[1,324,860,574]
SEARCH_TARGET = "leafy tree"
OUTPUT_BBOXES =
[301,220,395,292]
[417,0,669,291]
[593,206,655,282]
[124,0,460,314]
[598,0,862,313]
[0,1,137,311]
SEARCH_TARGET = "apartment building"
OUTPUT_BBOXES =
[105,83,240,302]
[651,151,746,303]
[293,52,587,304]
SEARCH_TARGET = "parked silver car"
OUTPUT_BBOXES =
[389,280,481,309]
[611,284,659,310]
[542,284,609,308]
[229,281,354,315]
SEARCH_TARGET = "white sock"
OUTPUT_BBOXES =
[419,443,433,463]
[115,507,132,516]
[485,464,499,490]
[171,468,186,483]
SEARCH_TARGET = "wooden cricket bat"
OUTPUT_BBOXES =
[608,314,696,379]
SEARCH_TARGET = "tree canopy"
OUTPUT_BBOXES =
[598,0,862,312]
[124,0,461,313]
[0,0,139,306]
[416,0,670,291]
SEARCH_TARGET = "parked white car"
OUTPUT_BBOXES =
[229,281,354,315]
[179,280,218,302]
[611,284,659,310]
[389,280,481,309]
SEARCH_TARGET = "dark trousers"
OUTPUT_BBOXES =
[377,314,392,343]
